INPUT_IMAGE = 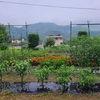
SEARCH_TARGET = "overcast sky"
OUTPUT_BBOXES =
[0,0,100,25]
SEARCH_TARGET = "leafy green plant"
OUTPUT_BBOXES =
[69,36,100,67]
[39,58,67,70]
[54,65,75,93]
[78,30,88,37]
[2,58,16,73]
[28,33,39,49]
[44,37,55,48]
[0,24,11,50]
[39,60,53,68]
[53,59,67,69]
[77,68,95,92]
[13,61,31,89]
[0,62,7,82]
[34,67,50,90]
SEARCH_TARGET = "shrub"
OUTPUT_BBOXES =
[78,30,88,37]
[13,61,31,89]
[77,68,95,92]
[0,62,7,82]
[28,34,39,49]
[44,37,55,47]
[69,36,100,67]
[54,65,75,93]
[33,67,50,89]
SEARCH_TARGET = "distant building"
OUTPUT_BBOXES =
[12,38,25,44]
[11,38,27,49]
[46,35,63,46]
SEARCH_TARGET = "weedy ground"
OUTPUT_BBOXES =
[0,91,100,100]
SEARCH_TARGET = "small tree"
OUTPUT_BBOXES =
[34,67,50,90]
[69,36,100,67]
[44,37,55,47]
[77,68,94,92]
[0,24,10,50]
[13,61,31,90]
[28,33,39,49]
[55,65,75,93]
[78,30,88,37]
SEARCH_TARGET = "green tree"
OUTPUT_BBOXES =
[78,30,88,37]
[28,33,39,49]
[69,36,100,67]
[13,61,31,90]
[33,67,50,90]
[77,68,94,92]
[54,65,75,93]
[44,37,55,47]
[0,24,10,50]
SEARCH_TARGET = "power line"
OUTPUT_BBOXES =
[0,0,100,10]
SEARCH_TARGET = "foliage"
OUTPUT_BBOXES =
[77,68,95,91]
[0,24,10,50]
[28,33,39,49]
[78,30,88,37]
[0,62,7,82]
[69,36,100,67]
[13,61,31,84]
[30,55,67,66]
[2,58,16,72]
[53,59,67,69]
[31,49,48,57]
[44,37,55,47]
[45,45,69,53]
[33,67,50,89]
[63,39,68,45]
[54,65,75,92]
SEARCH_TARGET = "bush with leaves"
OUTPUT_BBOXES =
[33,67,50,90]
[28,33,39,49]
[77,68,95,92]
[69,36,100,67]
[13,61,31,89]
[2,58,16,72]
[0,24,11,50]
[78,30,88,37]
[54,65,75,93]
[44,37,55,48]
[39,58,67,70]
[0,62,7,83]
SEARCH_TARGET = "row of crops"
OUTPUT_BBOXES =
[0,59,99,93]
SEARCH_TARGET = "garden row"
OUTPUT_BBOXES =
[30,55,99,67]
[0,59,99,93]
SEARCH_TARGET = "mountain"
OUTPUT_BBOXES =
[6,22,100,40]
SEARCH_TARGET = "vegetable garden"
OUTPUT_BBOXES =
[0,24,100,99]
[0,40,100,95]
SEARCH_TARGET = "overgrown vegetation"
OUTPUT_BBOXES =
[0,24,11,50]
[69,36,100,67]
[0,28,100,96]
[44,37,55,47]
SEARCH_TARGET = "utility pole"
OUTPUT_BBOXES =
[70,21,72,47]
[8,23,12,43]
[87,21,90,37]
[25,22,28,40]
[8,23,11,37]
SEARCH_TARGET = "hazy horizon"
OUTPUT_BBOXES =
[0,0,100,25]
